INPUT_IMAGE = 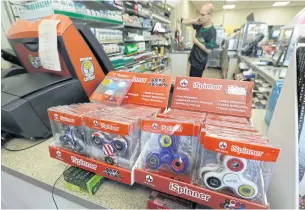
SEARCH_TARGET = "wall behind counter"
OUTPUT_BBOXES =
[213,6,304,33]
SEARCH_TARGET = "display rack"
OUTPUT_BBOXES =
[49,145,134,185]
[134,168,268,209]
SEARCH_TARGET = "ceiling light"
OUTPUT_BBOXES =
[223,4,236,9]
[273,1,290,6]
[226,0,237,2]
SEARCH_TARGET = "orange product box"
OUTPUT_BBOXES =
[168,108,207,118]
[206,113,249,124]
[202,134,280,162]
[200,130,269,145]
[204,119,258,132]
[120,72,173,109]
[171,77,254,118]
[140,118,201,183]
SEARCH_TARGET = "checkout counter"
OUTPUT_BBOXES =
[170,51,190,77]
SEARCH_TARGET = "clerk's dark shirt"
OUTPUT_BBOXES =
[189,24,217,69]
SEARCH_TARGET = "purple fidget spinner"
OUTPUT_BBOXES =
[146,135,189,173]
[59,125,85,153]
[91,132,128,165]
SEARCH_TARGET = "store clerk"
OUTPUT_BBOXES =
[182,3,217,77]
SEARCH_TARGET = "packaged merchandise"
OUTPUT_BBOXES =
[171,77,254,118]
[148,191,195,209]
[198,131,280,205]
[139,118,201,183]
[63,166,105,195]
[204,119,258,132]
[84,111,141,170]
[206,113,249,124]
[90,72,134,106]
[48,103,107,156]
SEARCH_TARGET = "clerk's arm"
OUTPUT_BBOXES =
[181,18,199,26]
[194,39,212,54]
[194,29,217,54]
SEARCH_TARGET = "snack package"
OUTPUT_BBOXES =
[48,103,106,156]
[139,117,201,183]
[84,111,141,170]
[197,131,280,205]
[90,72,134,106]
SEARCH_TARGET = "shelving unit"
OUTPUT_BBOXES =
[125,8,150,18]
[124,24,151,30]
[53,10,123,25]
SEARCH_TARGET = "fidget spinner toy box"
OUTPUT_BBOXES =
[49,72,173,185]
[198,129,280,206]
[84,110,141,170]
[48,103,108,156]
[135,116,202,183]
[134,77,279,209]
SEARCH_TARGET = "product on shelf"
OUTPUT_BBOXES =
[63,166,105,195]
[102,44,122,55]
[96,29,123,44]
[48,103,107,156]
[90,72,134,106]
[125,43,142,55]
[139,117,201,183]
[24,0,122,22]
[84,111,141,170]
[104,0,123,8]
[198,130,280,205]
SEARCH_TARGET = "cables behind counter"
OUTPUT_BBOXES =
[2,139,48,152]
[52,165,69,209]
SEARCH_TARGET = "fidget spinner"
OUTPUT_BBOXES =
[220,199,246,210]
[146,135,189,174]
[91,132,128,165]
[59,124,85,153]
[200,155,258,199]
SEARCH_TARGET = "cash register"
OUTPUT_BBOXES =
[2,15,113,140]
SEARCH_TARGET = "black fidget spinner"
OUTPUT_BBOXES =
[59,124,86,154]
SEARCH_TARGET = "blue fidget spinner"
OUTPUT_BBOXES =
[146,135,189,173]
[91,132,128,165]
[59,124,85,153]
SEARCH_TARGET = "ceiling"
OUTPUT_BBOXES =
[191,1,305,11]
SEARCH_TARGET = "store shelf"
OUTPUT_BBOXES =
[95,0,123,11]
[124,24,152,30]
[76,0,123,11]
[113,54,157,70]
[124,38,150,42]
[150,65,161,70]
[125,8,150,18]
[152,14,171,24]
[54,10,123,25]
[107,52,124,57]
[100,40,124,44]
